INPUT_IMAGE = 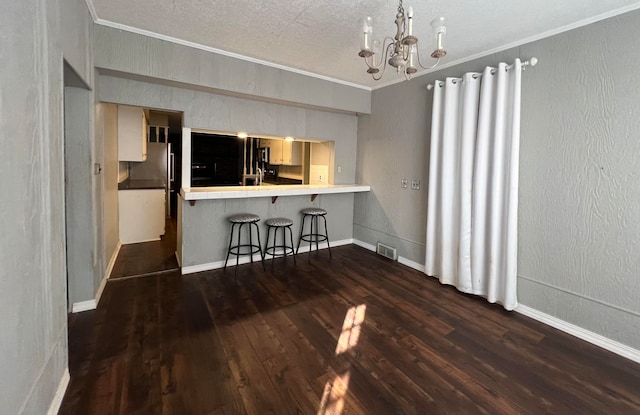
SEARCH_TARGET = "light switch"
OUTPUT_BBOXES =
[401,179,408,188]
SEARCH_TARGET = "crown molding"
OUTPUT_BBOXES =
[371,2,640,90]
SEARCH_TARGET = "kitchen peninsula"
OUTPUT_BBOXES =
[176,128,370,273]
[177,184,370,273]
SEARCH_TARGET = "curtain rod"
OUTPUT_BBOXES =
[426,57,538,90]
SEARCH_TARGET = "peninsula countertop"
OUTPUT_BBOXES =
[180,184,371,201]
[118,179,166,190]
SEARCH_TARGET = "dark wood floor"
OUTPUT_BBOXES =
[110,218,179,279]
[60,245,640,415]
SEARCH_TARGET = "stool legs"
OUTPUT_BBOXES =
[288,225,297,265]
[321,214,332,258]
[265,225,296,266]
[296,213,331,261]
[224,221,265,279]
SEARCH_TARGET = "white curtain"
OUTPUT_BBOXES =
[425,59,522,310]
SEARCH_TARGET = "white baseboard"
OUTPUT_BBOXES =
[398,256,425,272]
[94,273,108,308]
[181,239,353,275]
[515,304,640,364]
[72,241,121,313]
[105,241,121,280]
[352,238,376,252]
[72,299,96,313]
[182,259,227,275]
[352,239,425,272]
[46,368,69,415]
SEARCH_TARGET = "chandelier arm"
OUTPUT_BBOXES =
[363,37,396,70]
[371,48,391,80]
[415,46,441,71]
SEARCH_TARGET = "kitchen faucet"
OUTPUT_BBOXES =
[256,168,263,186]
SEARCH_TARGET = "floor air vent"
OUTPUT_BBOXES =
[376,242,398,260]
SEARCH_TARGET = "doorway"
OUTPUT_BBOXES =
[109,108,183,280]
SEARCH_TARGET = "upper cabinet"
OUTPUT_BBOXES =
[264,139,302,166]
[267,139,283,165]
[118,105,147,162]
[282,141,302,166]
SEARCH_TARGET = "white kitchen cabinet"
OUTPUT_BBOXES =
[118,189,165,244]
[282,141,302,165]
[267,139,284,164]
[118,105,148,161]
[265,139,302,165]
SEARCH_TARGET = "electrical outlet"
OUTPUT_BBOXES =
[411,179,420,190]
[401,179,408,188]
[337,165,342,173]
[319,175,323,182]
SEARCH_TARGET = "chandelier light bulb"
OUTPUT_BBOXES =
[360,16,374,56]
[431,17,447,50]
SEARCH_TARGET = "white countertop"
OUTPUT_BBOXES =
[180,184,371,201]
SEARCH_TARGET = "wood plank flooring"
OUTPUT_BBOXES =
[59,245,640,415]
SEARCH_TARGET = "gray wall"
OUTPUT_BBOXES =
[93,25,371,115]
[355,9,640,349]
[0,0,93,413]
[100,103,120,284]
[65,86,96,305]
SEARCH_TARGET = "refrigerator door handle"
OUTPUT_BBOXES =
[170,153,175,183]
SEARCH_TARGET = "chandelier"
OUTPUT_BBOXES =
[358,0,447,81]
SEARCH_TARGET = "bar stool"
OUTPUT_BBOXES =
[296,207,332,261]
[264,217,296,266]
[224,213,265,278]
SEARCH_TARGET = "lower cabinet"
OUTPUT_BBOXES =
[118,189,166,244]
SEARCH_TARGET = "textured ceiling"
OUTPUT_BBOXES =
[88,0,640,88]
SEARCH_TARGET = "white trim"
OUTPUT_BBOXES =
[352,239,426,272]
[105,241,121,280]
[352,238,376,252]
[181,239,353,275]
[93,20,371,91]
[120,237,161,244]
[94,274,108,307]
[175,251,181,268]
[181,260,226,275]
[72,299,96,313]
[46,368,70,415]
[372,3,640,90]
[515,305,640,364]
[398,256,425,273]
[84,0,98,21]
[95,241,121,306]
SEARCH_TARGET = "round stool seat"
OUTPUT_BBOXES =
[229,213,260,223]
[224,213,264,277]
[265,217,294,227]
[301,207,327,216]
